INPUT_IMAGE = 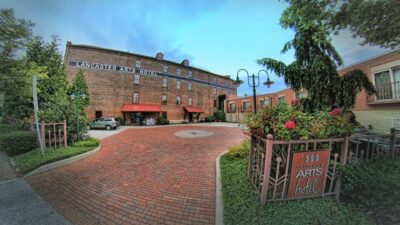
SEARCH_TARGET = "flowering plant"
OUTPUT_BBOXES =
[247,103,353,140]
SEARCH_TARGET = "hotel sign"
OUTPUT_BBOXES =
[287,150,330,199]
[70,61,157,76]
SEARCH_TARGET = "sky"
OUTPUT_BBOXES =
[1,0,389,96]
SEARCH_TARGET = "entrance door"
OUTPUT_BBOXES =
[218,95,226,111]
[131,112,142,125]
[188,113,193,122]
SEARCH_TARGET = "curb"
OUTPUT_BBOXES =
[24,144,102,177]
[215,150,228,225]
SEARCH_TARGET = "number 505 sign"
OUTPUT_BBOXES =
[287,150,330,199]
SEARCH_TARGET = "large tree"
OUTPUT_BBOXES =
[257,0,375,112]
[279,0,400,49]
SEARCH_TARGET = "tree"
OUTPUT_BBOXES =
[257,0,375,112]
[279,0,400,49]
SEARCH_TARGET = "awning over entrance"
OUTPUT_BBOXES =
[183,106,204,113]
[121,104,161,112]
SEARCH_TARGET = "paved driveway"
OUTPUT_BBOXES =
[27,126,244,225]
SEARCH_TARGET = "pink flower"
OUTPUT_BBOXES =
[284,120,296,129]
[329,108,342,116]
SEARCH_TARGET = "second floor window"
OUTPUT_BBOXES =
[176,96,181,105]
[176,80,181,89]
[374,67,400,100]
[188,71,192,78]
[162,78,168,88]
[163,65,168,73]
[177,68,181,75]
[134,74,140,84]
[188,82,192,91]
[189,97,193,106]
[161,95,167,104]
[133,92,139,103]
[135,60,141,68]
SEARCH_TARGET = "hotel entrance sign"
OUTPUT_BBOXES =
[287,150,330,199]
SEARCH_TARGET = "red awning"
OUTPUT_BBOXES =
[121,104,161,112]
[183,106,204,113]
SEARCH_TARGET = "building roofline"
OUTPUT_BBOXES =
[227,88,293,100]
[339,48,400,71]
[66,42,235,81]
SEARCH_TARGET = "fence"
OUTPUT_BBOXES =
[248,128,399,205]
[40,120,68,149]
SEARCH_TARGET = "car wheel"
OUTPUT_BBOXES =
[105,125,111,131]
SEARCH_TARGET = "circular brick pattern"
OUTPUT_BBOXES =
[27,126,244,225]
[174,129,214,138]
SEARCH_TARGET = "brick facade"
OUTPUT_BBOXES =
[64,42,238,124]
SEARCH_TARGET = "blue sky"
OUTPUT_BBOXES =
[2,0,388,96]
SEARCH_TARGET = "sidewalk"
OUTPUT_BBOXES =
[0,179,71,225]
[0,151,16,183]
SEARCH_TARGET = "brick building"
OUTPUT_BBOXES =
[64,42,238,124]
[339,49,400,133]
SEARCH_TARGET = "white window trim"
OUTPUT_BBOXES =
[134,74,140,84]
[188,97,193,106]
[133,92,139,103]
[188,82,192,91]
[163,65,168,73]
[372,67,400,101]
[242,101,250,110]
[176,80,181,89]
[135,60,141,68]
[162,78,168,88]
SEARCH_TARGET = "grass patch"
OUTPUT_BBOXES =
[13,137,99,175]
[220,155,373,225]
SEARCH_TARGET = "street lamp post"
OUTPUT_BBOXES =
[235,69,274,114]
[70,93,86,141]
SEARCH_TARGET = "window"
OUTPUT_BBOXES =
[213,88,216,95]
[163,65,168,73]
[95,111,102,119]
[133,92,139,103]
[135,60,141,68]
[177,68,181,75]
[373,67,400,100]
[176,96,181,105]
[229,103,236,112]
[213,77,217,83]
[188,71,192,78]
[260,98,269,107]
[176,80,181,89]
[162,112,167,119]
[134,74,140,84]
[242,101,250,110]
[188,97,193,106]
[161,94,167,104]
[214,99,217,107]
[162,78,168,88]
[295,90,307,99]
[278,95,285,103]
[188,82,192,91]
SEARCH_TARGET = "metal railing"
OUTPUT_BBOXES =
[367,81,400,103]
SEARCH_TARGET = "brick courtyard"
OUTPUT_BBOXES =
[27,126,244,225]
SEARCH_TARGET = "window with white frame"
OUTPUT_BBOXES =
[278,95,285,103]
[229,103,236,112]
[188,82,192,91]
[176,96,181,105]
[373,67,400,100]
[133,92,139,103]
[213,77,217,83]
[161,94,167,104]
[260,98,269,107]
[213,87,216,95]
[242,101,250,110]
[133,74,140,84]
[188,71,192,78]
[176,80,181,89]
[177,68,181,75]
[163,65,168,73]
[188,97,193,106]
[135,60,141,68]
[162,78,168,88]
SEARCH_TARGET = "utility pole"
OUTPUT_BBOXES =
[32,75,45,156]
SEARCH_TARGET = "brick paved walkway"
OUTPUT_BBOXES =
[27,126,244,225]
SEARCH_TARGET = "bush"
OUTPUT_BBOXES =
[214,110,226,121]
[156,116,170,125]
[0,123,37,156]
[225,139,250,160]
[341,158,400,225]
[71,137,99,148]
[205,115,215,122]
[115,117,125,125]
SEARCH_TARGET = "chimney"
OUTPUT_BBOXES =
[181,59,189,67]
[156,52,164,60]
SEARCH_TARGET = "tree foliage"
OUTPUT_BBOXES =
[257,0,376,112]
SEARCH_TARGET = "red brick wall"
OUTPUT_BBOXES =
[64,43,237,121]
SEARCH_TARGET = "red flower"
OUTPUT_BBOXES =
[329,108,342,116]
[284,120,296,129]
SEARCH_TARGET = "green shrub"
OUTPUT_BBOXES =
[115,117,125,125]
[71,137,99,148]
[156,116,170,125]
[225,139,250,160]
[341,158,400,225]
[205,115,215,122]
[0,124,37,156]
[214,110,226,121]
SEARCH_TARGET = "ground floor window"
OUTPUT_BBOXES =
[162,112,167,119]
[95,111,102,118]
